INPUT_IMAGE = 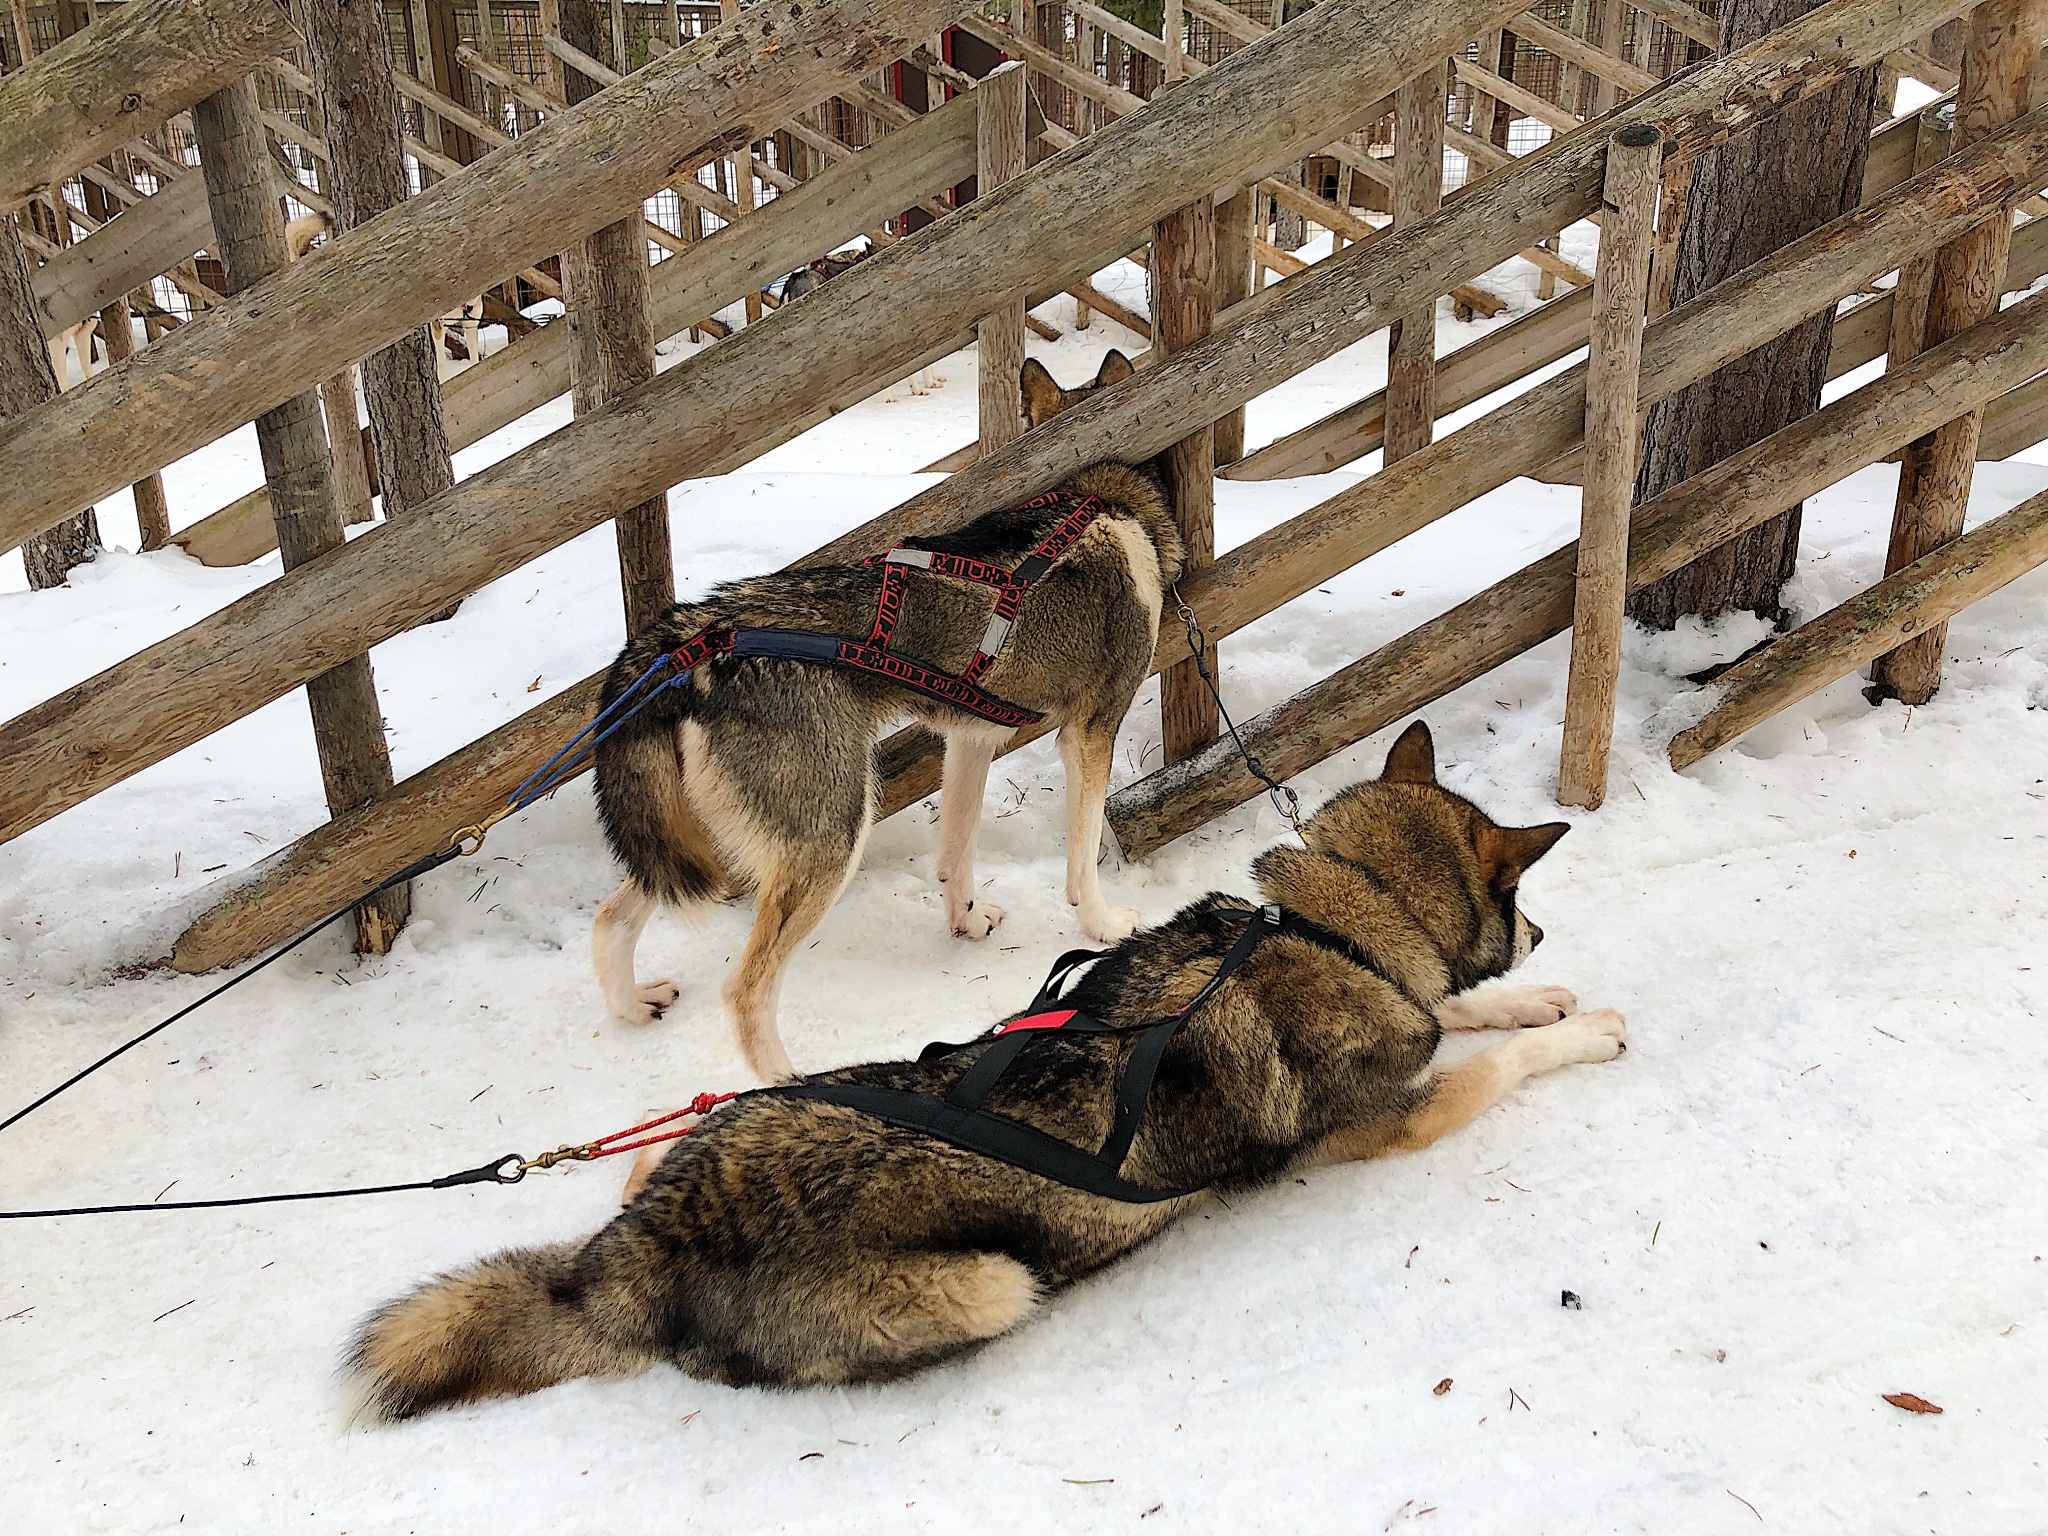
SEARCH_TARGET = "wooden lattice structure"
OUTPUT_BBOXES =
[1,0,2043,975]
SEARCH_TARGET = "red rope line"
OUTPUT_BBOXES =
[559,1091,739,1163]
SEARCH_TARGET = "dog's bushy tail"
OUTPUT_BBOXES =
[592,627,728,905]
[348,1243,661,1421]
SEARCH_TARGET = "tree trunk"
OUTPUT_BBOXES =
[298,0,460,621]
[1626,0,1881,630]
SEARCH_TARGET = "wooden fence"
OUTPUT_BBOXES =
[2,0,2043,976]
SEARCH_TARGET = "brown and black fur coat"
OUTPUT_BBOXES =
[353,724,1627,1420]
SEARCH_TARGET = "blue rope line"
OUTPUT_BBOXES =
[507,654,684,813]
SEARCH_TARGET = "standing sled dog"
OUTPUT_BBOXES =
[592,351,1182,1081]
[350,722,1626,1418]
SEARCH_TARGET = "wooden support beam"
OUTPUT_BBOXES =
[1511,7,1660,93]
[28,167,214,336]
[1,0,1530,865]
[1386,59,1446,464]
[1213,187,1255,464]
[1871,0,2046,704]
[1109,284,2048,858]
[0,0,978,557]
[1150,101,2048,694]
[1453,55,1580,134]
[170,91,982,568]
[1629,0,1720,47]
[0,0,298,214]
[190,77,407,952]
[1556,124,1662,811]
[300,0,460,623]
[1154,191,1220,759]
[1886,104,1954,382]
[96,289,173,548]
[977,63,1030,455]
[1672,482,2048,767]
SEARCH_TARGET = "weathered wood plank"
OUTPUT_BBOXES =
[29,169,214,337]
[1671,483,2048,766]
[976,62,1030,455]
[1556,124,1662,810]
[0,0,978,555]
[1870,0,2045,702]
[0,0,297,213]
[0,0,1517,848]
[1108,284,2048,857]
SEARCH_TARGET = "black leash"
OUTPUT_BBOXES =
[0,1155,525,1221]
[1170,585,1306,839]
[1,843,466,1140]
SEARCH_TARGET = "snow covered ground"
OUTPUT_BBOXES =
[4,242,2047,1533]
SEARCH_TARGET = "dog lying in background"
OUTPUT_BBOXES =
[351,722,1625,1418]
[591,350,1177,1082]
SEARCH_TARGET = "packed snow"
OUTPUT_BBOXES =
[4,239,2047,1533]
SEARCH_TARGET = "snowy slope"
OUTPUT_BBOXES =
[4,251,2048,1534]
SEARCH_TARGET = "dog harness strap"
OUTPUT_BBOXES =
[663,496,1107,728]
[772,1082,1195,1203]
[764,904,1287,1204]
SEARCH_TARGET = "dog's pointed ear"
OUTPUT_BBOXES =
[1477,821,1569,889]
[1019,358,1064,428]
[1095,349,1135,388]
[1380,720,1437,784]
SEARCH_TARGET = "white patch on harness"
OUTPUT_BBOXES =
[978,613,1013,657]
[885,548,935,568]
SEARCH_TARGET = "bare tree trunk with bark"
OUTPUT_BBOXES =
[1626,0,1881,630]
[299,0,460,621]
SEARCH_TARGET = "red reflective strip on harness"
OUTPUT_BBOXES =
[832,641,1043,727]
[993,1008,1077,1035]
[667,627,736,672]
[869,562,908,646]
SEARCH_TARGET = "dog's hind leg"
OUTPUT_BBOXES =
[785,1251,1039,1383]
[937,727,1005,939]
[1308,1010,1628,1164]
[1059,717,1139,943]
[721,839,862,1082]
[593,878,678,1026]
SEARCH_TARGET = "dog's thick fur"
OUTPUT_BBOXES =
[591,351,1182,1080]
[352,723,1626,1420]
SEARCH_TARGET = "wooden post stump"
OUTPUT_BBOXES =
[1212,186,1255,466]
[97,291,172,548]
[1153,192,1219,761]
[561,0,673,634]
[300,0,461,622]
[1386,58,1446,464]
[1557,125,1663,809]
[190,77,408,953]
[976,62,1029,456]
[1870,0,2045,704]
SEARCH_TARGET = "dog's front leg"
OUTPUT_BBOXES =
[1304,1010,1627,1165]
[1059,718,1139,943]
[1435,984,1578,1031]
[938,729,1005,939]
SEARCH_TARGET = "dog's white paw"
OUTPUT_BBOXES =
[952,901,1006,940]
[637,979,680,1011]
[1082,906,1141,944]
[1539,1007,1627,1066]
[1439,984,1579,1031]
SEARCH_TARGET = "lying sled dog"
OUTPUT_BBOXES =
[351,723,1626,1419]
[592,352,1182,1081]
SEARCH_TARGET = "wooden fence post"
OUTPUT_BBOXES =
[300,0,462,622]
[1212,186,1255,465]
[95,288,173,548]
[1153,191,1219,761]
[1385,58,1446,464]
[1870,0,2046,703]
[561,0,673,635]
[189,77,408,953]
[1557,124,1662,809]
[1885,102,1954,365]
[976,61,1029,456]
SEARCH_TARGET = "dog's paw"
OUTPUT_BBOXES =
[1439,984,1578,1031]
[952,901,1006,940]
[637,979,680,1012]
[1540,1007,1627,1066]
[1081,906,1141,944]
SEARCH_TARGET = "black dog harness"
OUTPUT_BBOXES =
[773,905,1315,1202]
[663,490,1105,730]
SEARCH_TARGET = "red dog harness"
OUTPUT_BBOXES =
[661,491,1105,729]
